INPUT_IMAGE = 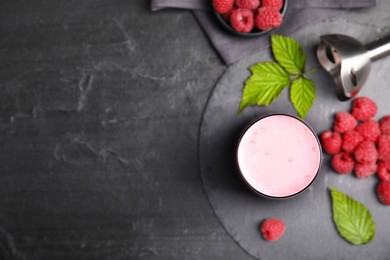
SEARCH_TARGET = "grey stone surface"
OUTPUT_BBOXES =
[199,2,390,259]
[1,0,390,260]
[0,1,252,259]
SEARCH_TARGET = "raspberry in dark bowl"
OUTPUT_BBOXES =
[212,0,288,37]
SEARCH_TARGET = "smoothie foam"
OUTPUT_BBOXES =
[237,115,321,197]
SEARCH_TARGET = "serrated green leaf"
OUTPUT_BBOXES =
[271,34,306,75]
[290,76,315,118]
[238,62,290,113]
[330,187,375,246]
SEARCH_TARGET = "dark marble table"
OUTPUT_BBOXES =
[1,1,389,259]
[0,1,252,259]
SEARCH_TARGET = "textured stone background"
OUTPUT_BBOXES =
[0,0,389,259]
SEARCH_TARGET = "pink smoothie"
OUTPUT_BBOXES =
[236,115,321,198]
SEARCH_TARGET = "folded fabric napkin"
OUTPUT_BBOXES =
[151,0,376,64]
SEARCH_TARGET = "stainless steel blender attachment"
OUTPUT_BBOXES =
[317,34,390,101]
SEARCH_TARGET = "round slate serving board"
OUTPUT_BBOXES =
[199,21,390,260]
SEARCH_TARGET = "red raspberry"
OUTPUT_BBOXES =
[354,162,377,179]
[235,0,260,9]
[222,8,234,21]
[230,8,255,33]
[351,97,378,121]
[320,131,342,155]
[377,161,390,181]
[255,6,282,31]
[378,134,390,144]
[342,130,363,153]
[379,116,390,135]
[378,134,390,162]
[213,0,234,14]
[331,152,355,174]
[356,119,380,142]
[354,140,378,163]
[376,181,390,205]
[333,112,357,133]
[262,0,283,10]
[260,218,285,241]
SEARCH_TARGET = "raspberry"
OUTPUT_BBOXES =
[333,112,357,133]
[222,8,234,21]
[378,134,390,144]
[342,130,363,153]
[230,8,255,33]
[235,0,260,9]
[320,131,342,155]
[377,161,390,181]
[213,0,234,14]
[351,97,378,121]
[255,7,282,31]
[379,116,390,135]
[331,152,355,174]
[354,141,378,163]
[262,0,284,10]
[260,218,285,241]
[354,162,377,179]
[356,119,380,142]
[376,181,390,205]
[378,134,390,162]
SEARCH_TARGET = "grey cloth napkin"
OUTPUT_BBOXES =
[151,0,377,64]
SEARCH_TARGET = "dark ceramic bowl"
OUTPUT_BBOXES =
[213,0,288,37]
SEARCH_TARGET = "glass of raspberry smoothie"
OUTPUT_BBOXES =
[236,114,322,199]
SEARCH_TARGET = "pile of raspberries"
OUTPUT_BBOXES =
[320,97,390,205]
[212,0,284,33]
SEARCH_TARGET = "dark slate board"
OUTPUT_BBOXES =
[199,21,390,260]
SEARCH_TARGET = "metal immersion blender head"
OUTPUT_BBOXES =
[317,34,390,101]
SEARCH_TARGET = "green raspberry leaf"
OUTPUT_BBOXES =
[271,34,306,75]
[239,62,290,113]
[290,76,315,118]
[330,187,376,246]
